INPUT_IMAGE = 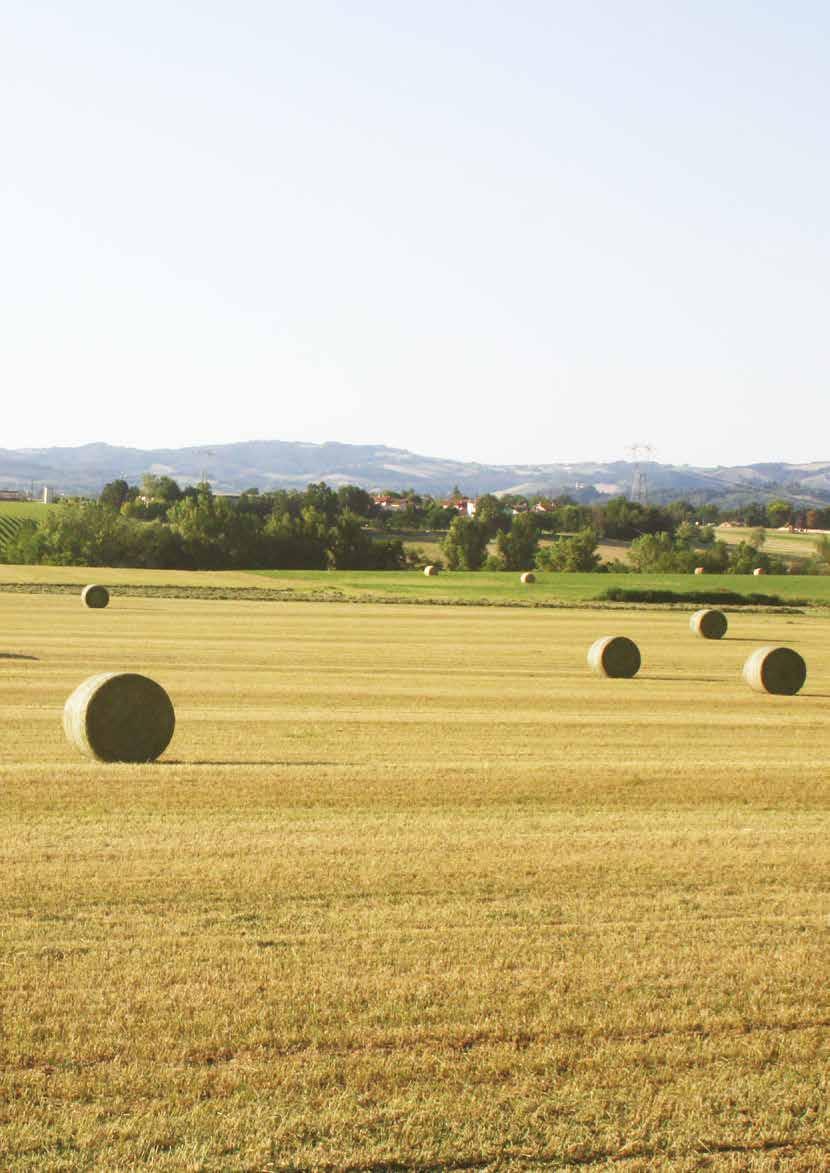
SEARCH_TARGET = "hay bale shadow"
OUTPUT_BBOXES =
[162,759,338,767]
[646,675,722,683]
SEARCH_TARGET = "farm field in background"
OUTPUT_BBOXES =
[254,567,830,605]
[0,502,52,555]
[715,525,828,556]
[1,590,829,1168]
[0,502,53,521]
[3,562,830,606]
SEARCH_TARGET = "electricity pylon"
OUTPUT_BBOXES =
[625,443,655,504]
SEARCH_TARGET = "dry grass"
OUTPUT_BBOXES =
[715,526,824,558]
[0,564,262,589]
[1,593,830,1169]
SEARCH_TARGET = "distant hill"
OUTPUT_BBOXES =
[1,440,829,506]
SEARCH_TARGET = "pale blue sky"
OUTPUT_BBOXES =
[3,1,829,466]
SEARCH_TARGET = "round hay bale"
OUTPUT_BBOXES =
[587,635,641,678]
[694,566,705,575]
[690,608,728,640]
[742,646,806,696]
[82,584,110,609]
[520,571,535,584]
[423,565,439,576]
[752,567,766,576]
[63,672,175,762]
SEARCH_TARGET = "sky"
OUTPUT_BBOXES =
[3,1,830,468]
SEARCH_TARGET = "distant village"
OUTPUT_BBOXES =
[0,487,55,503]
[370,493,554,517]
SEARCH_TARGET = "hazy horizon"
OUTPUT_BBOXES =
[2,434,828,475]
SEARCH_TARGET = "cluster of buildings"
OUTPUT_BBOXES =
[0,488,56,503]
[371,493,477,516]
[371,494,553,517]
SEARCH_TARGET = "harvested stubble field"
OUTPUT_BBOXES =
[1,588,829,1170]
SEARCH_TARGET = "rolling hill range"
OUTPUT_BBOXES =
[1,440,829,505]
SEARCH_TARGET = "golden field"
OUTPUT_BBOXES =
[1,588,829,1170]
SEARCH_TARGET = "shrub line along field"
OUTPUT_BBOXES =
[0,579,811,615]
[1,571,829,1167]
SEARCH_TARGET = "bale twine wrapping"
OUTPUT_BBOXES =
[82,584,110,609]
[752,567,766,576]
[423,565,439,576]
[690,608,728,640]
[694,567,705,575]
[63,672,175,762]
[742,646,806,696]
[587,635,641,678]
[520,571,536,584]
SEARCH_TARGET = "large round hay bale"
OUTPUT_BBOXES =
[82,584,110,609]
[752,567,766,576]
[587,635,641,678]
[423,565,439,576]
[694,566,705,575]
[63,672,175,762]
[742,647,806,695]
[690,608,728,640]
[520,571,535,584]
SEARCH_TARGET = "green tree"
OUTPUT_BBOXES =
[741,501,767,527]
[166,492,262,568]
[674,520,697,547]
[8,501,133,566]
[263,510,328,568]
[727,540,781,575]
[327,512,372,569]
[666,500,695,524]
[495,513,539,570]
[766,500,792,529]
[628,532,695,573]
[140,474,182,503]
[336,485,373,518]
[303,482,339,525]
[553,503,591,533]
[440,516,489,570]
[99,479,131,511]
[536,529,600,572]
[474,494,510,537]
[698,503,721,524]
[424,503,457,529]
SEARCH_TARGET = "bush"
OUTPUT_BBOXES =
[596,587,793,606]
[536,529,600,572]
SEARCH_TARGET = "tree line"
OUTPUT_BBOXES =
[3,480,406,570]
[3,475,828,574]
[437,514,805,574]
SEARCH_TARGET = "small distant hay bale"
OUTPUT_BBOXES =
[690,608,728,640]
[63,672,175,762]
[742,646,806,696]
[694,566,705,575]
[587,635,641,678]
[520,571,535,584]
[423,565,439,576]
[82,584,110,608]
[752,567,766,576]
